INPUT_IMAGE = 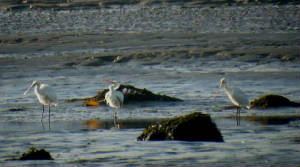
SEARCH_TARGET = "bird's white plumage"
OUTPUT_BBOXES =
[224,86,249,108]
[105,84,124,109]
[24,80,57,106]
[34,83,57,106]
[219,77,249,126]
[104,83,124,129]
[24,80,57,126]
[219,77,249,109]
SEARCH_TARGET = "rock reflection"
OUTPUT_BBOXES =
[83,119,163,130]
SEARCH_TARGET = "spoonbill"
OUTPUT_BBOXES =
[219,77,250,126]
[104,81,124,128]
[24,80,57,125]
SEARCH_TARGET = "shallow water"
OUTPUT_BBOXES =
[1,63,299,166]
[0,4,300,167]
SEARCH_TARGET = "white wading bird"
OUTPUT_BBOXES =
[219,77,250,126]
[24,80,57,125]
[104,81,124,128]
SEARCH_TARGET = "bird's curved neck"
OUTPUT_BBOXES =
[223,83,230,91]
[34,83,41,92]
[109,85,115,92]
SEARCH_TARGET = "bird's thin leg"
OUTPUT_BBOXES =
[41,105,45,130]
[48,105,50,120]
[41,120,45,130]
[240,108,241,125]
[113,111,116,127]
[41,105,45,122]
[48,105,51,130]
[237,108,241,126]
[113,110,119,129]
[236,107,238,126]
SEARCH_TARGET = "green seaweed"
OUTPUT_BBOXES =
[7,107,26,112]
[87,84,182,104]
[137,112,224,142]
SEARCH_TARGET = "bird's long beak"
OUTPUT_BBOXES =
[102,79,116,84]
[24,82,35,95]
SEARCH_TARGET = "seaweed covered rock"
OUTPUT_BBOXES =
[87,84,182,104]
[137,112,224,142]
[19,147,53,160]
[250,94,300,109]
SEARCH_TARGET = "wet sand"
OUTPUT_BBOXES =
[1,0,299,11]
[1,32,299,68]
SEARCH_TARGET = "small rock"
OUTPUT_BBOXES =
[19,147,53,160]
[292,136,300,143]
[8,107,26,112]
[250,94,300,109]
[137,112,224,142]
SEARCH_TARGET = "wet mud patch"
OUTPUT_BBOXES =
[1,32,299,71]
[63,46,300,68]
[1,0,299,11]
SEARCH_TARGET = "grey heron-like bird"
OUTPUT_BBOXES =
[24,80,57,128]
[219,77,250,125]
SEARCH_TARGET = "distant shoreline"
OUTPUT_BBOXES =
[1,0,299,11]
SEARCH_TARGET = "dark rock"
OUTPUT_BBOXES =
[14,38,23,43]
[292,136,300,143]
[87,84,182,104]
[64,62,79,66]
[250,94,300,109]
[137,112,224,142]
[8,107,26,112]
[19,147,53,160]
